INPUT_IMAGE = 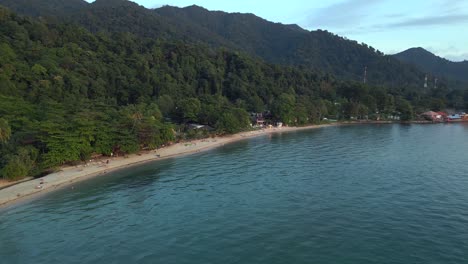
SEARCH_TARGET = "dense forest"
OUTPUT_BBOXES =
[2,0,463,89]
[0,5,467,181]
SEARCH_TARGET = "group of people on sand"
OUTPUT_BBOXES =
[35,179,45,189]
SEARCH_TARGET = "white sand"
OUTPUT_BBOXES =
[0,124,337,207]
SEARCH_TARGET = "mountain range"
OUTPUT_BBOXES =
[394,48,468,83]
[1,0,466,87]
[0,0,430,89]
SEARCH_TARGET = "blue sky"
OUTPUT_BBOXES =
[86,0,468,61]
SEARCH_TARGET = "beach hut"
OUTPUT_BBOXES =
[421,111,445,122]
[437,112,448,121]
[255,118,266,127]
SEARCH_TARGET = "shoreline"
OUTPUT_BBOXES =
[0,123,340,208]
[2,120,462,208]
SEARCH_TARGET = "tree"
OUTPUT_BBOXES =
[156,95,175,117]
[178,98,201,123]
[343,102,360,119]
[216,108,250,134]
[271,93,296,125]
[31,64,48,77]
[0,43,16,65]
[312,99,329,121]
[430,98,445,111]
[294,104,309,125]
[0,118,11,143]
[396,98,414,121]
[2,147,38,180]
[248,95,265,113]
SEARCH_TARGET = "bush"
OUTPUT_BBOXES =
[2,157,29,180]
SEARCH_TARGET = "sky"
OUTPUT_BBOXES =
[86,0,468,61]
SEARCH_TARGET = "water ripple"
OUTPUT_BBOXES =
[1,124,468,263]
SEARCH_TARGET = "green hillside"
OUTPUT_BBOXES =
[0,4,467,180]
[0,0,440,89]
[394,47,468,83]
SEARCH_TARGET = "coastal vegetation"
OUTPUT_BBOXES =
[0,5,467,180]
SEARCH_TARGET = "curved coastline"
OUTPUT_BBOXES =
[0,123,342,208]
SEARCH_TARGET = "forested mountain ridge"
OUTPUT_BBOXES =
[0,0,437,89]
[0,4,467,180]
[0,6,414,180]
[154,5,426,86]
[0,0,86,17]
[393,48,468,83]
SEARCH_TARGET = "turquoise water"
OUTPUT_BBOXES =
[1,124,468,264]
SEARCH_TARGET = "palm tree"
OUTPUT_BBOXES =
[0,118,11,143]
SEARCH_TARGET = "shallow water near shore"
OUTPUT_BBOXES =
[1,124,468,264]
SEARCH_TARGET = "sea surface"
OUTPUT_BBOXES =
[1,124,468,264]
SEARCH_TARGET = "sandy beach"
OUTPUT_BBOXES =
[0,124,339,208]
